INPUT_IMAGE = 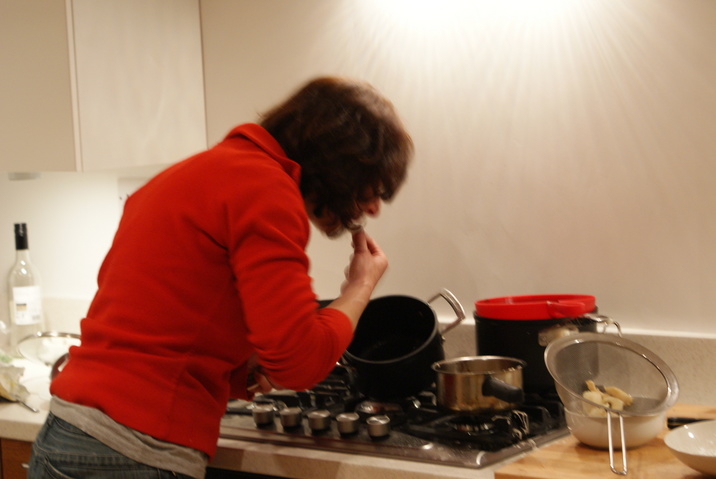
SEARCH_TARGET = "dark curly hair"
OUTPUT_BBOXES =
[259,77,413,232]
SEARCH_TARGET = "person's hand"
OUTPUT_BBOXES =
[340,229,388,295]
[246,353,284,396]
[327,229,388,329]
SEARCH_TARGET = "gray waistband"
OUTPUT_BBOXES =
[50,396,208,479]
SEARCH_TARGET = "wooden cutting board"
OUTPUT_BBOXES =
[495,404,716,479]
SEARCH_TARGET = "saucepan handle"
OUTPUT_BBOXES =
[427,288,466,336]
[482,375,525,404]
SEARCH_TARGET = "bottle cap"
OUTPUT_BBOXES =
[14,223,29,250]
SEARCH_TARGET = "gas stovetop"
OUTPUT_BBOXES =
[219,367,568,469]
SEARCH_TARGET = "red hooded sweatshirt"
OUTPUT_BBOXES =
[51,124,353,458]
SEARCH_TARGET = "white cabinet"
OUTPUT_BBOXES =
[0,0,206,172]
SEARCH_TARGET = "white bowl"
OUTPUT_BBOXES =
[565,408,665,449]
[665,419,716,475]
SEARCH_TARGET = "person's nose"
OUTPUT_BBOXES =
[361,197,381,217]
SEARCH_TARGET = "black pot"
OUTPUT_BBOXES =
[343,289,465,401]
[473,294,617,395]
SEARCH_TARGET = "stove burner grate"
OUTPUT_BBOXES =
[401,408,534,451]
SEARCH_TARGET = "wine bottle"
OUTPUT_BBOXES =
[7,223,44,353]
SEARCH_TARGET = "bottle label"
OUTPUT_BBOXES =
[11,285,43,325]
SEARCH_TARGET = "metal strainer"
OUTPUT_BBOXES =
[544,332,679,475]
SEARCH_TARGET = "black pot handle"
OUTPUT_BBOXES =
[482,375,525,404]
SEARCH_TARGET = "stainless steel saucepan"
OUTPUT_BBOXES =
[432,356,526,413]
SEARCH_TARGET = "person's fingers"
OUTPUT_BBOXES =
[351,229,367,252]
[363,232,384,256]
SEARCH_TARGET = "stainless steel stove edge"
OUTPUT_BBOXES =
[218,420,570,469]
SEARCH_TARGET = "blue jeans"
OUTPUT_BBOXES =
[29,413,194,479]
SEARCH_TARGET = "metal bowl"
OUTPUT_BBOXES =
[17,331,80,367]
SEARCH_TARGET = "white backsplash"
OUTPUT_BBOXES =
[43,297,90,335]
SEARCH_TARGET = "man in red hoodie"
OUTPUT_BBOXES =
[29,77,413,478]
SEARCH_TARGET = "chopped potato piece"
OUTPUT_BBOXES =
[582,390,608,417]
[583,390,604,404]
[586,380,600,393]
[604,386,634,407]
[603,396,624,411]
[581,380,633,417]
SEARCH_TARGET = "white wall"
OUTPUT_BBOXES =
[0,1,714,343]
[0,173,120,341]
[202,0,716,335]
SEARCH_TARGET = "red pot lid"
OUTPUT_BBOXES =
[474,294,596,320]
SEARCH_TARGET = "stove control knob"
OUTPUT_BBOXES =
[336,412,360,435]
[367,415,390,438]
[279,407,303,429]
[252,405,275,426]
[307,409,331,432]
